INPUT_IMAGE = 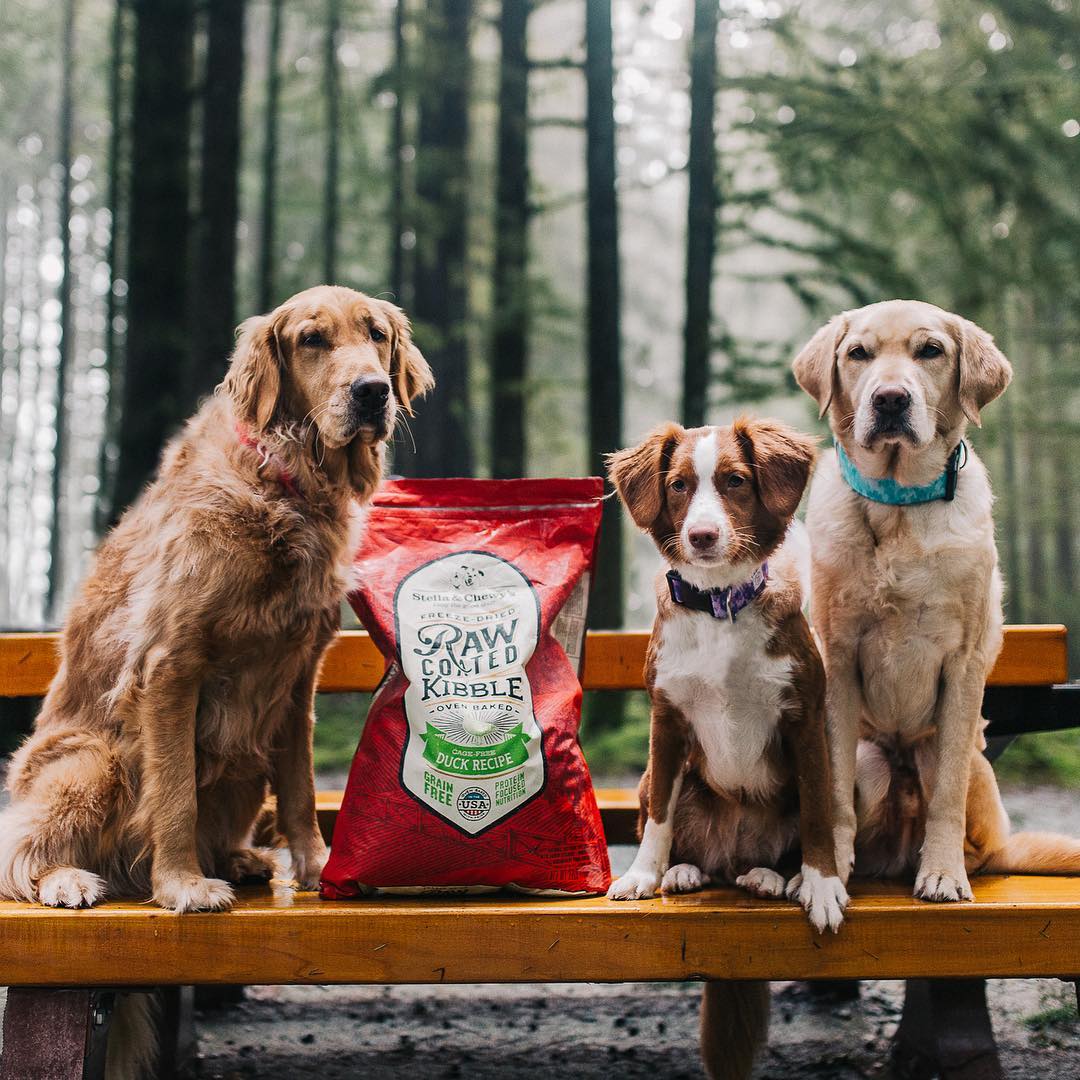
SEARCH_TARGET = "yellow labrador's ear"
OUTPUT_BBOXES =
[792,315,846,419]
[382,302,434,415]
[734,416,817,520]
[221,314,281,431]
[955,317,1012,427]
[606,423,684,530]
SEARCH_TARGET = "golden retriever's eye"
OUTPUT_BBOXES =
[370,325,387,343]
[727,474,745,489]
[670,478,688,493]
[918,341,943,359]
[848,344,869,361]
[301,330,326,348]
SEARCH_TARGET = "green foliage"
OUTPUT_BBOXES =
[995,730,1080,787]
[313,693,369,774]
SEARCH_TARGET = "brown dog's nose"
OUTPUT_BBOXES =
[871,385,911,415]
[688,527,719,551]
[350,377,390,420]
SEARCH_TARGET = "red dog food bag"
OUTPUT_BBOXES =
[320,477,611,897]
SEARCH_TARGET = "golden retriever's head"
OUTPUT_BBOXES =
[222,285,434,451]
[792,300,1011,455]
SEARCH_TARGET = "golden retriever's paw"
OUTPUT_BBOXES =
[36,867,105,908]
[288,845,328,891]
[607,867,661,900]
[737,867,786,899]
[224,848,279,883]
[661,863,708,895]
[787,865,849,933]
[154,874,236,913]
[914,865,973,903]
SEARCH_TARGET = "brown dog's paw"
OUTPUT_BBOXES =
[223,848,279,883]
[288,844,328,891]
[154,874,235,913]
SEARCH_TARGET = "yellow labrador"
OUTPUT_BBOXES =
[794,299,1079,902]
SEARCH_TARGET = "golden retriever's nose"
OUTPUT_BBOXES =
[871,386,911,416]
[350,377,390,422]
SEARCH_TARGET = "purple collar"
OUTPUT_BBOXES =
[666,564,768,622]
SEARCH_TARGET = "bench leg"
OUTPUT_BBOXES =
[156,987,196,1079]
[0,988,114,1080]
[892,978,1003,1080]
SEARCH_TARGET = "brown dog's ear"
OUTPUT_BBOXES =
[606,423,684,530]
[954,317,1012,427]
[735,417,817,520]
[222,314,282,431]
[381,302,434,416]
[792,315,846,419]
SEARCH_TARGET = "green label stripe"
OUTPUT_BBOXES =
[421,724,531,777]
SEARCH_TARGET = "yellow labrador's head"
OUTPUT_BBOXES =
[792,300,1011,452]
[223,285,433,449]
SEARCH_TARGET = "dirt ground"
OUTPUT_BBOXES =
[194,784,1080,1079]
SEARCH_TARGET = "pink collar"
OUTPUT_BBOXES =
[235,422,303,500]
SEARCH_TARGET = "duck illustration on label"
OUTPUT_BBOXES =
[394,551,545,834]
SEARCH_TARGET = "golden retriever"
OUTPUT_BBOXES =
[793,299,1080,901]
[0,285,433,912]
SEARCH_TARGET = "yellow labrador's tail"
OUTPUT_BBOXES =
[982,832,1080,874]
[104,992,159,1080]
[700,980,769,1080]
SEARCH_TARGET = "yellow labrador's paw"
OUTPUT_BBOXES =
[36,867,105,908]
[289,844,328,891]
[787,865,849,933]
[661,863,708,895]
[737,867,786,899]
[834,825,856,885]
[154,874,235,913]
[607,867,661,901]
[224,848,279,883]
[914,865,973,903]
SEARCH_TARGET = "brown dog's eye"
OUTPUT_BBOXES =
[727,474,745,489]
[370,325,387,343]
[918,341,943,359]
[848,345,869,361]
[301,330,325,348]
[670,478,687,493]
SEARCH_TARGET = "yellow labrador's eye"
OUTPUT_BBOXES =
[370,325,387,343]
[301,330,325,348]
[919,341,943,359]
[727,474,746,489]
[848,344,870,361]
[670,477,688,493]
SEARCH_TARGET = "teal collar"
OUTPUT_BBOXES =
[836,441,966,505]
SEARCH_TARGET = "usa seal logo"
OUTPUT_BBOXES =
[456,787,491,821]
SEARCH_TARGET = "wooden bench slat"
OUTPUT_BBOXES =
[0,625,1068,697]
[2,876,1078,986]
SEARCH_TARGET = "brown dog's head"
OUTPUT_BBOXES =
[222,285,433,453]
[792,300,1011,454]
[607,419,816,584]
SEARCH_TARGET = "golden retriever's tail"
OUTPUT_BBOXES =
[104,992,160,1080]
[982,832,1080,874]
[700,980,769,1080]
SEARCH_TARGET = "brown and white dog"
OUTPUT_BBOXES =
[0,285,433,915]
[607,418,847,1080]
[794,299,1080,900]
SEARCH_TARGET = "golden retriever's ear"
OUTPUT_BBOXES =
[954,317,1012,427]
[381,302,434,415]
[222,315,281,431]
[606,423,683,530]
[735,416,817,520]
[792,315,846,419]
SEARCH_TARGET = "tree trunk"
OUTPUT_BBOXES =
[258,0,283,311]
[408,0,473,478]
[389,0,407,306]
[490,0,530,479]
[585,0,622,632]
[113,0,195,517]
[681,0,719,429]
[191,0,246,404]
[48,0,77,618]
[322,0,341,285]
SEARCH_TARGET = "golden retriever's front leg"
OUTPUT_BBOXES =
[140,651,235,913]
[915,658,984,902]
[273,663,328,891]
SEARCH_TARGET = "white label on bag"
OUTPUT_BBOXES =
[395,551,545,835]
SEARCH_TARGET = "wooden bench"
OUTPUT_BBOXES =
[1,627,1078,1079]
